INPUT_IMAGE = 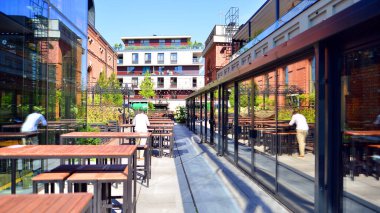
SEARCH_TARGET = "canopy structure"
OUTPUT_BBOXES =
[131,102,148,110]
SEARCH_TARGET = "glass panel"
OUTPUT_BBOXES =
[0,0,87,194]
[195,96,201,134]
[213,89,219,148]
[237,79,254,174]
[206,93,211,143]
[276,58,316,212]
[342,46,380,212]
[252,71,276,191]
[224,84,235,161]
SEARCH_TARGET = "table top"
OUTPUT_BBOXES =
[0,145,137,159]
[0,193,92,213]
[265,123,291,128]
[2,124,67,129]
[344,130,380,136]
[0,132,39,138]
[60,131,151,139]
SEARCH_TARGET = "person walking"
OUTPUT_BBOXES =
[289,109,309,158]
[132,109,150,159]
[21,107,47,144]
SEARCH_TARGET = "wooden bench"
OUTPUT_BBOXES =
[67,171,128,213]
[32,172,71,194]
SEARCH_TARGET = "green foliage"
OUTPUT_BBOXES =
[148,102,155,110]
[299,92,316,107]
[87,106,124,124]
[278,108,315,123]
[76,126,102,145]
[175,106,187,123]
[139,73,155,99]
[254,95,275,110]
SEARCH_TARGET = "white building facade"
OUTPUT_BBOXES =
[117,35,204,111]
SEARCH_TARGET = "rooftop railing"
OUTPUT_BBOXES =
[120,45,204,51]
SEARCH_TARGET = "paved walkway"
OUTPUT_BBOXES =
[136,124,289,213]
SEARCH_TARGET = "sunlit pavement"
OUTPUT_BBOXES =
[130,124,289,213]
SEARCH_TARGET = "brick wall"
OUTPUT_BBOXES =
[87,25,117,84]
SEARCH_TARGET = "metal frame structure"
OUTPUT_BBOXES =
[186,1,380,212]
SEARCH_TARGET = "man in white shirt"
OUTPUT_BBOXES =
[289,109,309,157]
[132,109,150,159]
[21,108,47,144]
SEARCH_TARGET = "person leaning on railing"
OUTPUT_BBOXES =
[289,109,309,158]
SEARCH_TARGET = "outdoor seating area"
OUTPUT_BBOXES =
[0,115,177,213]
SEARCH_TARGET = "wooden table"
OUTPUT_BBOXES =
[344,130,380,136]
[59,131,151,143]
[0,132,40,146]
[0,193,93,213]
[0,145,137,213]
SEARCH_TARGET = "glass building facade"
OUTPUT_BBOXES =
[187,1,380,212]
[0,0,90,194]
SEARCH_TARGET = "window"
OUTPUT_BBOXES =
[159,39,165,46]
[170,77,177,88]
[170,53,177,64]
[132,53,138,64]
[193,77,197,88]
[157,77,164,88]
[127,40,134,46]
[171,39,181,46]
[145,53,151,64]
[174,66,182,73]
[127,66,135,73]
[140,40,149,46]
[158,66,164,75]
[117,55,123,64]
[157,53,164,64]
[132,77,138,88]
[143,66,151,74]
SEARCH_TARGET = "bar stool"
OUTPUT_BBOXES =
[161,133,173,157]
[32,172,71,194]
[96,171,128,212]
[137,144,150,187]
[67,173,100,211]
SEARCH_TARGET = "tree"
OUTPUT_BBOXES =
[108,72,123,105]
[139,72,155,99]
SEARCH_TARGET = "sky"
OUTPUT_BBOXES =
[94,0,267,47]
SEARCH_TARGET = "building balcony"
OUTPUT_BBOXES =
[119,45,204,51]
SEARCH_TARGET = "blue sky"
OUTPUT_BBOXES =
[94,0,267,46]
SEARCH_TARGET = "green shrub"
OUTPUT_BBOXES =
[76,126,102,145]
[278,108,315,123]
[174,106,186,123]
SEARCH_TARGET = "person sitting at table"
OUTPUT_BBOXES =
[289,109,309,158]
[21,106,47,145]
[132,109,150,159]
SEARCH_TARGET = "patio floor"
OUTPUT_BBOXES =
[133,124,289,213]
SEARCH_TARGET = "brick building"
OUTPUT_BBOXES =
[87,24,118,85]
[202,25,232,85]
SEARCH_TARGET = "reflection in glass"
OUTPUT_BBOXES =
[206,92,211,143]
[237,79,253,174]
[224,84,235,161]
[252,71,276,191]
[276,58,315,212]
[195,96,201,134]
[0,0,87,194]
[342,46,380,212]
